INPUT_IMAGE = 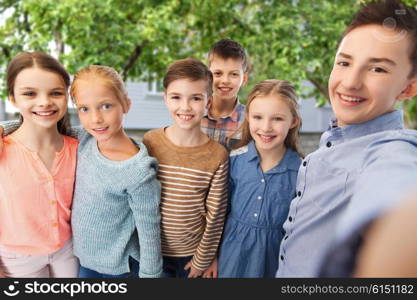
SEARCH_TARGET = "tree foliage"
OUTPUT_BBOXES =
[0,0,416,126]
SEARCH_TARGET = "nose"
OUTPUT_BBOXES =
[180,99,191,111]
[341,66,363,90]
[220,74,231,85]
[91,110,103,123]
[261,119,272,132]
[38,93,52,106]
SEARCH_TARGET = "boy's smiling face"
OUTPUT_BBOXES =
[328,24,417,126]
[209,55,248,103]
[164,78,209,131]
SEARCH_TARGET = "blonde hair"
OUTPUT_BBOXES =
[232,79,303,157]
[70,65,130,112]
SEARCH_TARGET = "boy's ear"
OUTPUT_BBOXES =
[397,77,417,100]
[242,72,249,87]
[206,95,212,109]
[163,92,168,104]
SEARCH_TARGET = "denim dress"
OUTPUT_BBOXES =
[218,141,301,277]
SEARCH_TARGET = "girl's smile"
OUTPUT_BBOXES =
[11,67,68,130]
[248,95,297,155]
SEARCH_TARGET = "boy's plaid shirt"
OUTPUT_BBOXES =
[201,100,245,150]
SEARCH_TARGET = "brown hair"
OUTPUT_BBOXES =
[163,58,213,96]
[342,0,417,78]
[207,39,250,73]
[232,79,303,157]
[6,51,71,135]
[70,65,130,112]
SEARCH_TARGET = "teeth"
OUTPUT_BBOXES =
[178,115,192,121]
[340,94,364,102]
[94,128,107,131]
[260,135,274,142]
[35,111,55,116]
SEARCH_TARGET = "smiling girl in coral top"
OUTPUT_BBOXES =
[0,51,79,278]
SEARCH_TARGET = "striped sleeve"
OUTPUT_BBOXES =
[159,164,216,257]
[1,120,21,135]
[190,159,229,271]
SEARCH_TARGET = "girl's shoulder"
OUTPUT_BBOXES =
[63,135,79,146]
[228,145,250,171]
[229,144,249,157]
[0,136,16,156]
[284,148,302,171]
[127,141,158,170]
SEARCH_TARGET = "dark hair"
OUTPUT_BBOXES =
[232,79,303,157]
[6,51,71,135]
[207,39,250,73]
[71,65,130,112]
[342,0,417,78]
[163,58,213,95]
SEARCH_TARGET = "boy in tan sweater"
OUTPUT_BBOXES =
[143,58,228,278]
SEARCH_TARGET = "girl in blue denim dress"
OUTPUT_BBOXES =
[203,79,303,278]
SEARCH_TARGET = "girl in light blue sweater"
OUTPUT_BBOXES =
[69,65,162,278]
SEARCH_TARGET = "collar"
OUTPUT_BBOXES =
[246,140,301,173]
[321,110,404,145]
[205,98,244,122]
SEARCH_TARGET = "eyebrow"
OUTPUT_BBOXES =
[76,99,114,106]
[212,69,240,72]
[251,111,286,117]
[338,52,396,66]
[369,57,396,66]
[168,92,204,96]
[18,86,65,90]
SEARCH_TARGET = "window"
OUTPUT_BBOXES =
[147,80,163,94]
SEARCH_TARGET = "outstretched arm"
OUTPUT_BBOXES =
[0,120,84,154]
[354,192,417,277]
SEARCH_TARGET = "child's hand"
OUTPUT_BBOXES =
[184,261,203,278]
[202,257,218,278]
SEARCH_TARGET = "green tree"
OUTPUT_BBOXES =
[0,0,416,126]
